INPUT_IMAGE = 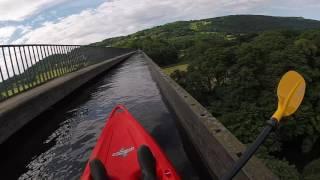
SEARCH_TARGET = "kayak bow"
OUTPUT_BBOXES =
[81,105,180,180]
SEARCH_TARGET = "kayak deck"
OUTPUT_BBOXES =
[81,105,180,180]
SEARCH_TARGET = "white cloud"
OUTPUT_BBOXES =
[0,26,16,37]
[19,26,33,35]
[0,25,33,44]
[0,0,69,21]
[13,0,268,45]
[264,0,320,11]
[0,26,17,44]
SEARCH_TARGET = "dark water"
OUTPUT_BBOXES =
[0,54,198,180]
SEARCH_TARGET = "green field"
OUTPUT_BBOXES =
[162,64,188,75]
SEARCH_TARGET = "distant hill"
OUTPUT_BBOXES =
[191,15,320,33]
[94,15,320,47]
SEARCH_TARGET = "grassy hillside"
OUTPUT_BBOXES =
[94,15,320,48]
[94,15,320,67]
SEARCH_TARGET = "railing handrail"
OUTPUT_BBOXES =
[0,44,132,102]
[0,44,95,47]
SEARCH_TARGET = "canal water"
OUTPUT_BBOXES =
[0,54,199,179]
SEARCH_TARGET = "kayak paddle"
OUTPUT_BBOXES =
[221,70,306,180]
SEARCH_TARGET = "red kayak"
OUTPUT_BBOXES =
[81,105,180,180]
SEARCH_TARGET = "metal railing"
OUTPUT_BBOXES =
[0,44,132,102]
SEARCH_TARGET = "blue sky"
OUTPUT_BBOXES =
[0,0,319,45]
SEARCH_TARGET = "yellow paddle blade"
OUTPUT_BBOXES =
[272,71,306,122]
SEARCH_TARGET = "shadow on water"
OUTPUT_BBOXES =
[0,54,200,180]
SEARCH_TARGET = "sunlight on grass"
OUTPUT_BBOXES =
[162,64,189,75]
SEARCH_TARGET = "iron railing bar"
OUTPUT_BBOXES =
[35,46,48,81]
[0,65,8,99]
[32,45,45,83]
[18,46,30,89]
[28,46,39,85]
[53,46,62,76]
[75,46,81,68]
[77,46,85,68]
[18,47,28,88]
[1,48,11,95]
[1,48,10,97]
[57,46,67,74]
[50,46,60,77]
[22,47,33,87]
[73,46,80,68]
[8,47,20,94]
[72,46,79,70]
[44,46,55,78]
[74,46,81,69]
[49,46,58,77]
[13,47,25,92]
[66,46,73,72]
[62,46,71,73]
[39,46,52,80]
[69,46,77,71]
[41,45,50,80]
[42,46,51,78]
[23,46,34,87]
[68,46,77,71]
[52,46,60,77]
[65,46,73,72]
[0,48,9,98]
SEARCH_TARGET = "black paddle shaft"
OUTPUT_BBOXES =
[221,118,278,180]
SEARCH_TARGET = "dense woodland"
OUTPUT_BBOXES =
[95,15,320,179]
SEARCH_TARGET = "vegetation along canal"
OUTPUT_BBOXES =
[0,54,199,180]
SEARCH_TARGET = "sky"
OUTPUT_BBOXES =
[0,0,319,45]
